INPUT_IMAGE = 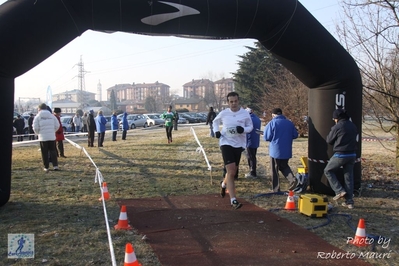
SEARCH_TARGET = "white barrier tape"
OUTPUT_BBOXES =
[12,133,36,138]
[95,168,104,184]
[308,157,362,164]
[12,139,39,146]
[362,137,395,141]
[190,127,212,171]
[98,172,117,266]
[54,137,116,266]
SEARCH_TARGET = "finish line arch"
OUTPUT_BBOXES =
[0,0,362,206]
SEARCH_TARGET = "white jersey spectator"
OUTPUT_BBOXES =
[33,103,60,172]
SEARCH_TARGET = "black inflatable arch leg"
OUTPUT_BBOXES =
[0,77,13,206]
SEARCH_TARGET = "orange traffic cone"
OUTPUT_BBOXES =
[349,218,370,247]
[124,243,141,266]
[99,182,110,201]
[115,205,132,230]
[284,190,296,210]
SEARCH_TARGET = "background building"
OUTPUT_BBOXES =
[183,79,213,99]
[106,82,170,102]
[52,89,96,104]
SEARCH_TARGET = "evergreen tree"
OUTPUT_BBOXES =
[110,90,117,111]
[233,42,308,136]
[233,42,284,113]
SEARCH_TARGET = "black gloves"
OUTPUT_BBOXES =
[215,131,221,138]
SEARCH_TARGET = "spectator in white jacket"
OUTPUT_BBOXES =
[72,113,82,133]
[33,103,60,172]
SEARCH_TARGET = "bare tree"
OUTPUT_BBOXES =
[337,0,399,169]
[261,68,308,137]
[200,71,229,110]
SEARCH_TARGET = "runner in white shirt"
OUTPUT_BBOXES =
[212,92,253,209]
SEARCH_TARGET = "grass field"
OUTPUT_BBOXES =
[1,122,398,265]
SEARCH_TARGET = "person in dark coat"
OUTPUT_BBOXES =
[206,107,217,137]
[28,113,35,140]
[173,111,179,131]
[87,110,96,147]
[324,108,358,209]
[13,115,25,141]
[245,107,261,179]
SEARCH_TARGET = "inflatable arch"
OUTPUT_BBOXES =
[0,0,362,207]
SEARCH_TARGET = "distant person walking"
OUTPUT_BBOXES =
[121,112,129,140]
[13,115,25,141]
[213,92,253,209]
[72,113,82,133]
[95,110,107,147]
[161,105,176,144]
[87,110,96,147]
[245,107,261,179]
[28,113,35,140]
[53,108,66,158]
[324,108,358,209]
[263,108,298,192]
[33,103,60,172]
[206,107,217,137]
[82,112,88,132]
[173,111,179,131]
[111,112,119,141]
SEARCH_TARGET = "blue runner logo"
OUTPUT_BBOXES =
[8,234,35,258]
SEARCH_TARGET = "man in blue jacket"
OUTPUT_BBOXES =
[95,110,107,147]
[111,112,119,141]
[121,112,129,140]
[264,108,298,192]
[245,108,261,179]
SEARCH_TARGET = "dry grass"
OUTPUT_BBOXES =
[1,123,398,265]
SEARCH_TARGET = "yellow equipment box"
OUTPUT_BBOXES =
[297,156,308,174]
[298,194,328,218]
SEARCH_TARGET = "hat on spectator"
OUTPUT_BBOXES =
[53,107,61,113]
[272,108,282,115]
[333,108,347,119]
[38,103,47,110]
[245,107,253,113]
[89,109,94,114]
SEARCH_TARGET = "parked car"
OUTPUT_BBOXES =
[179,113,201,123]
[187,112,207,122]
[104,116,112,130]
[177,117,188,124]
[143,113,164,127]
[60,116,73,132]
[119,114,148,129]
[117,113,124,122]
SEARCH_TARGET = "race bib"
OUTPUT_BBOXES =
[225,126,238,137]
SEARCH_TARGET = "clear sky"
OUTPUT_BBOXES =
[0,0,341,102]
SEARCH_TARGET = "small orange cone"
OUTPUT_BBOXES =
[124,243,141,266]
[115,205,132,230]
[99,182,110,201]
[349,218,370,247]
[284,190,296,210]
